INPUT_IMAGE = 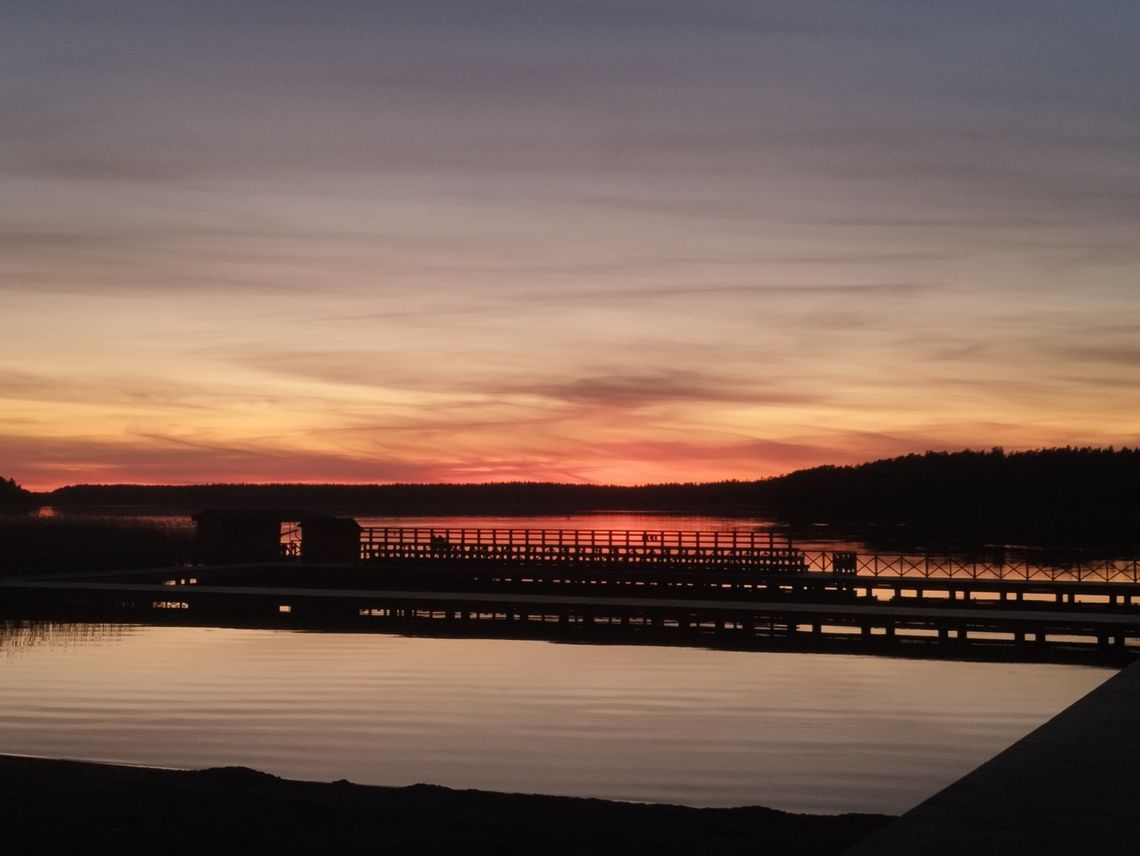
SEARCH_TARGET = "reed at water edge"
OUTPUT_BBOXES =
[0,514,194,577]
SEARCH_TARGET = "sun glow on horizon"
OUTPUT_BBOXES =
[2,4,1138,491]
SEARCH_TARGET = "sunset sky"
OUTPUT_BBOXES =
[3,2,1138,490]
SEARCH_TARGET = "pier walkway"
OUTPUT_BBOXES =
[5,523,1140,662]
[7,570,1140,661]
[357,526,1140,582]
[842,658,1140,855]
[361,526,810,572]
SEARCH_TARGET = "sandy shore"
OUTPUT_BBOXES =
[0,755,888,855]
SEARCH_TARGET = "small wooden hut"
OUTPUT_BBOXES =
[300,516,362,564]
[192,510,285,564]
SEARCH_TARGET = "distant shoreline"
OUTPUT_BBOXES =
[12,447,1136,550]
[6,448,1138,554]
[0,754,889,855]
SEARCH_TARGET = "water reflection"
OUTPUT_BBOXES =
[0,622,1111,813]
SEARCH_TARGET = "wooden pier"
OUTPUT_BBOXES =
[5,565,1140,663]
[3,524,1139,663]
[356,526,1139,583]
[360,526,809,572]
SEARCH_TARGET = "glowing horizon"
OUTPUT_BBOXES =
[3,3,1139,492]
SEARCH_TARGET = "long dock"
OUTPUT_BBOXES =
[357,526,1140,582]
[6,568,1140,662]
[841,657,1140,855]
[5,524,1140,662]
[361,526,809,572]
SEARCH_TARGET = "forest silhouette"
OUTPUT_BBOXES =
[7,447,1139,548]
[0,477,35,513]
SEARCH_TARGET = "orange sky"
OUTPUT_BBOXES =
[3,3,1139,491]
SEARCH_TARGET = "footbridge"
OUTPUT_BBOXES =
[4,523,1139,664]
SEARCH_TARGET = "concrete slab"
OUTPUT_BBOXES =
[841,659,1140,855]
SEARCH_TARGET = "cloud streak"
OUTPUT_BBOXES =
[2,2,1138,488]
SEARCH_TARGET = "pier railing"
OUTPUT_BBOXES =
[358,526,1140,583]
[800,551,1140,583]
[361,527,807,572]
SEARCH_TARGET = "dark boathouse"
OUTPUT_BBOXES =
[300,516,362,564]
[193,510,363,565]
[192,510,285,564]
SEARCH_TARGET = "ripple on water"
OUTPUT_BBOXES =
[0,625,1112,814]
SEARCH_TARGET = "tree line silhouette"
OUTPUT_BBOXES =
[7,446,1139,547]
[44,480,760,516]
[760,447,1139,549]
[0,477,36,513]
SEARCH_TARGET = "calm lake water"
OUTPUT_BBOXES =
[0,622,1110,814]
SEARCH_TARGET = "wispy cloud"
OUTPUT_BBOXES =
[2,1,1139,487]
[493,370,823,409]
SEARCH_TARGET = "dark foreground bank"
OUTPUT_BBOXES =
[0,755,889,856]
